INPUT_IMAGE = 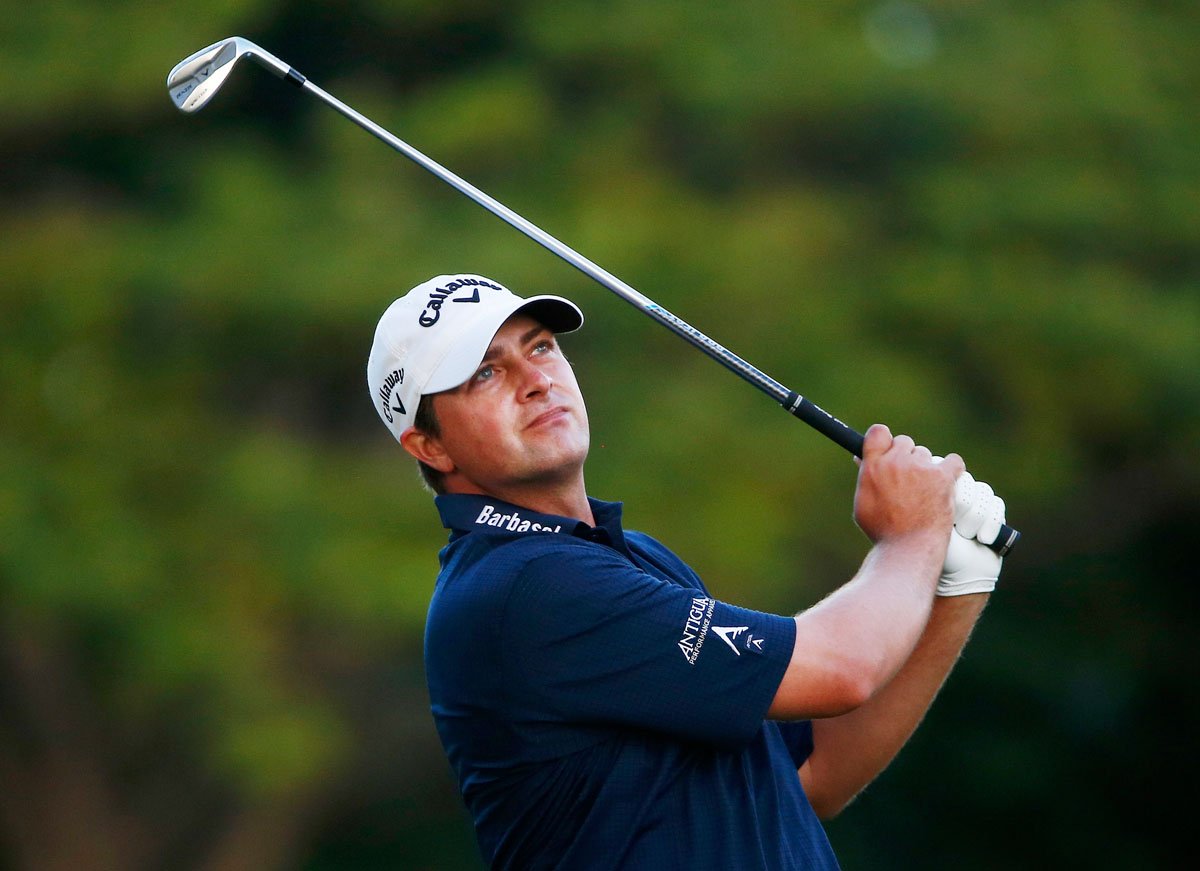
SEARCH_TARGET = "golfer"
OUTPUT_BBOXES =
[367,274,1006,870]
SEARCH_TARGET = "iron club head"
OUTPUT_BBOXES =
[167,37,291,113]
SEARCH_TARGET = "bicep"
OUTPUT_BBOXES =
[767,615,876,720]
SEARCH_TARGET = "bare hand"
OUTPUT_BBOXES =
[853,424,963,544]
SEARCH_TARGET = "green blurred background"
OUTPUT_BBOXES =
[2,1,1197,868]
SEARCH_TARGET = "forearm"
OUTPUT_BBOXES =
[800,593,989,818]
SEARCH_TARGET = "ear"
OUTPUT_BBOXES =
[399,426,456,474]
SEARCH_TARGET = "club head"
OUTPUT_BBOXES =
[167,38,246,113]
[167,37,291,113]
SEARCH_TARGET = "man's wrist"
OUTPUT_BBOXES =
[936,575,996,597]
[869,528,952,593]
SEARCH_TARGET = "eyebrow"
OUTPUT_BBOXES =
[480,324,551,363]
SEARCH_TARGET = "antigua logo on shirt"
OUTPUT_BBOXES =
[679,607,768,665]
[711,625,765,656]
[677,597,716,665]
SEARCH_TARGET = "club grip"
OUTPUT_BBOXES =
[783,393,1020,556]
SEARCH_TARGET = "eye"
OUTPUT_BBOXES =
[532,338,554,355]
[473,364,494,382]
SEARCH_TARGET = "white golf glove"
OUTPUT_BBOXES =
[938,471,1005,597]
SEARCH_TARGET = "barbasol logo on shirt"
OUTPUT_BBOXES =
[474,504,562,534]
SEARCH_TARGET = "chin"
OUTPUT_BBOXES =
[525,448,588,484]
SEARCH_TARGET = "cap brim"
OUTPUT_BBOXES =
[515,296,584,334]
[423,295,583,395]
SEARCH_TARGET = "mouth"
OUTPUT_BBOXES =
[526,406,571,430]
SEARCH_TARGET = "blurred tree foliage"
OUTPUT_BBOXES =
[1,1,1197,868]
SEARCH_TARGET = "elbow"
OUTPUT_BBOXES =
[818,645,886,713]
[789,664,877,720]
[799,761,858,821]
[809,793,854,821]
[825,667,876,714]
[771,625,887,719]
[807,795,838,821]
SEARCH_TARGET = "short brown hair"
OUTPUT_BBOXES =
[412,393,447,494]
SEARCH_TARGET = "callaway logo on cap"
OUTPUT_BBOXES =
[365,274,583,442]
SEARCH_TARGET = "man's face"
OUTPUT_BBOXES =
[426,313,590,495]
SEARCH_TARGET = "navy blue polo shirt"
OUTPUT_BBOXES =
[426,494,838,870]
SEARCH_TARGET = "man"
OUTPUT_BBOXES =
[366,274,1006,870]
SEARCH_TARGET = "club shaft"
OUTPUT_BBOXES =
[266,59,1019,557]
[296,81,792,393]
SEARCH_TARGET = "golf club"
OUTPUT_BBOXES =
[166,36,1019,556]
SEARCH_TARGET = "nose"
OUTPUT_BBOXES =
[518,361,553,399]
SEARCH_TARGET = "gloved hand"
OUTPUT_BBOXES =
[938,471,1005,597]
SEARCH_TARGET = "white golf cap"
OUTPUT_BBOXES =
[366,274,583,442]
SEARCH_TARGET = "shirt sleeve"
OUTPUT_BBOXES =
[499,544,797,749]
[774,720,815,769]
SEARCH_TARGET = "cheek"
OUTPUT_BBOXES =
[439,397,512,453]
[555,361,584,395]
